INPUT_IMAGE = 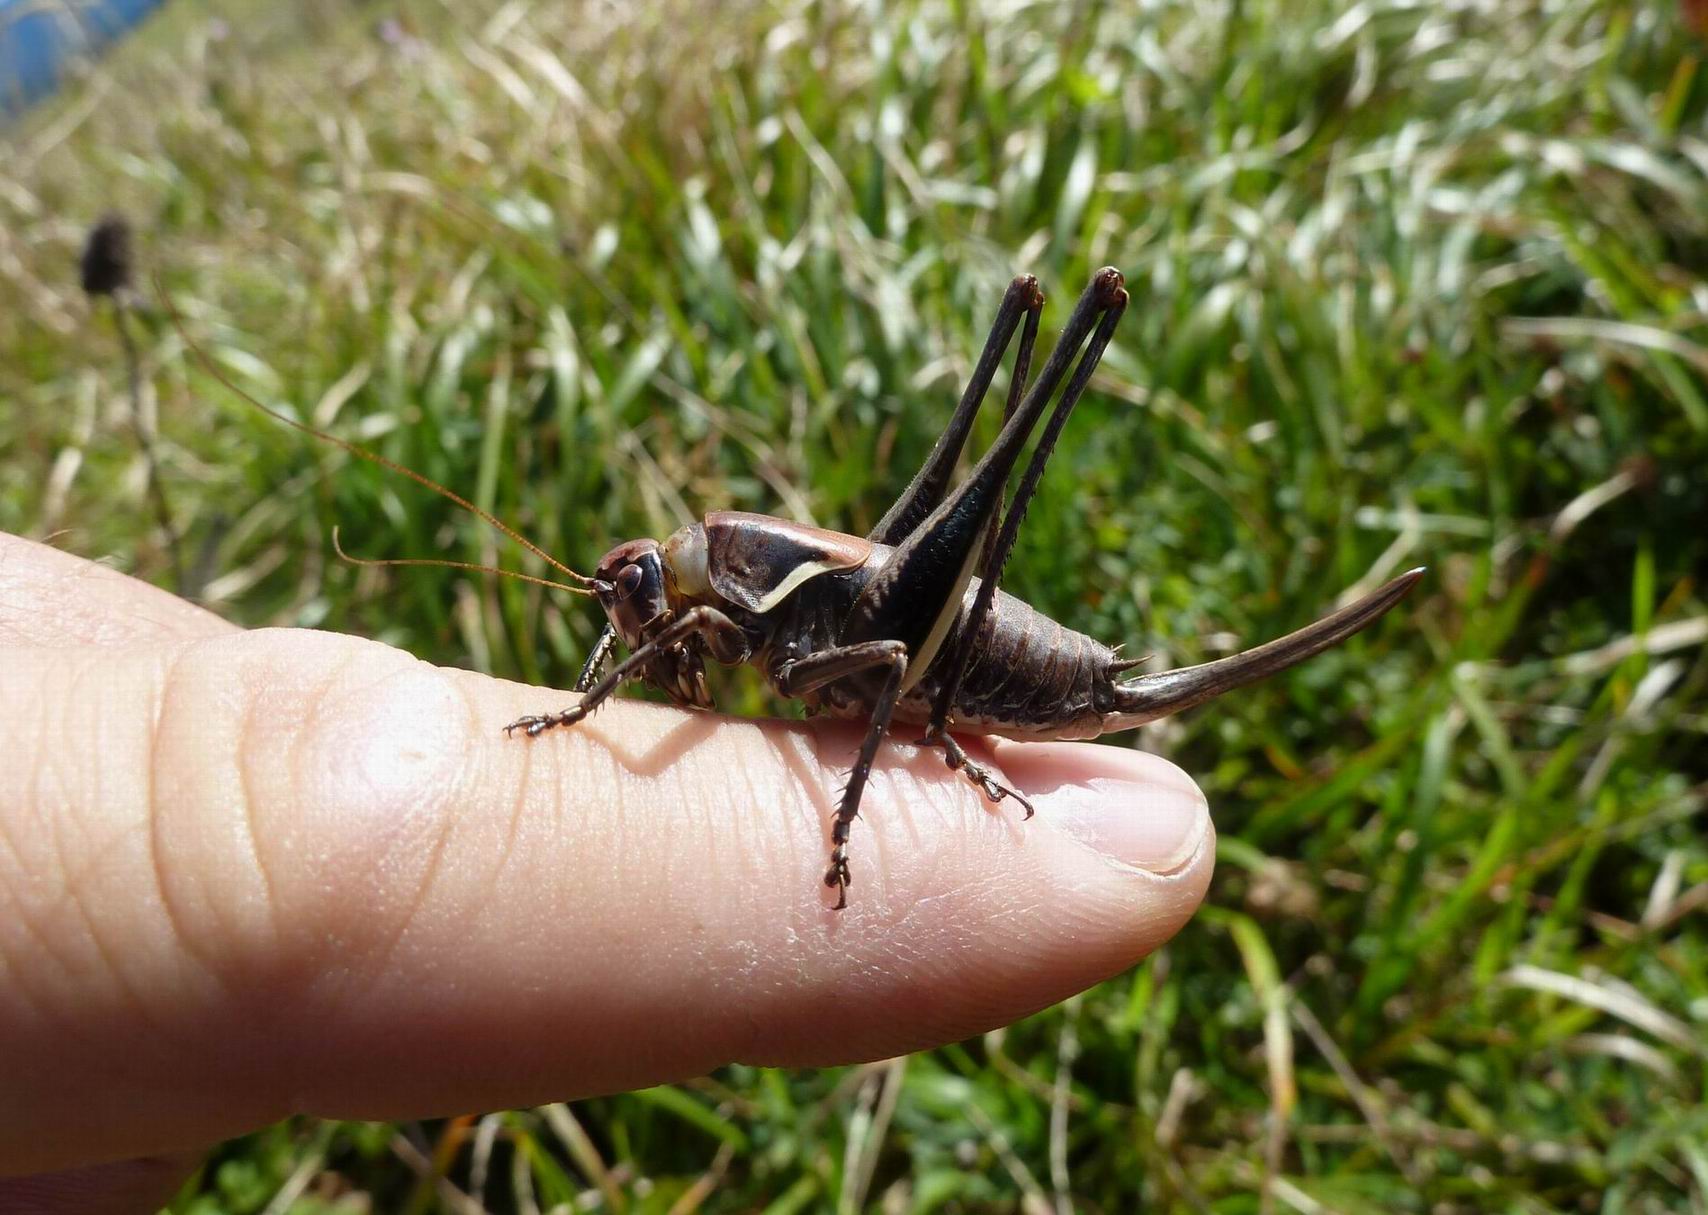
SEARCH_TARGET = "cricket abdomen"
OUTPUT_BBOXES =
[774,542,1118,740]
[899,581,1116,740]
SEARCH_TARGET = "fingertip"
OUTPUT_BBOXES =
[990,740,1213,876]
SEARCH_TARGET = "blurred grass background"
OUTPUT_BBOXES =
[4,0,1708,1210]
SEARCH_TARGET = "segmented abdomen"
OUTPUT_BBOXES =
[894,580,1115,740]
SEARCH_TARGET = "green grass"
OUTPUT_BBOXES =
[5,0,1708,1210]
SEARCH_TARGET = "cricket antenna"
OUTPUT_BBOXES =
[157,275,598,591]
[331,528,595,596]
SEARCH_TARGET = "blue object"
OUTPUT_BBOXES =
[0,0,167,114]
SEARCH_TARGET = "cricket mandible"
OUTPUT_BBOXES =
[183,267,1423,909]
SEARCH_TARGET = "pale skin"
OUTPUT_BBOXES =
[0,531,1215,1213]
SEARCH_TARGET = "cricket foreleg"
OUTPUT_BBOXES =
[505,606,748,737]
[573,623,620,692]
[774,640,910,910]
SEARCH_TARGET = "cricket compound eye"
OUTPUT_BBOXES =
[614,564,645,599]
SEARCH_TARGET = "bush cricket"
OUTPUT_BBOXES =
[177,267,1422,908]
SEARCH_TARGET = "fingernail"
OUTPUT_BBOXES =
[1020,748,1209,874]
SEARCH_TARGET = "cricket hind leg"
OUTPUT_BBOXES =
[840,270,1126,672]
[922,275,1130,803]
[775,640,911,910]
[814,270,1123,887]
[981,293,1040,573]
[869,274,1043,547]
[927,731,1035,819]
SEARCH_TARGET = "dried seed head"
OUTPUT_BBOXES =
[80,214,134,298]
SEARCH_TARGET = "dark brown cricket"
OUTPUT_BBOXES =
[501,269,1424,907]
[180,268,1421,910]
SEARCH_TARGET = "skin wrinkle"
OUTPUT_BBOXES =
[83,653,204,1040]
[597,728,627,891]
[690,720,766,898]
[287,658,468,1005]
[1,656,184,1076]
[397,676,468,961]
[699,747,756,921]
[729,720,766,887]
[56,650,170,1039]
[685,721,766,934]
[884,873,1009,992]
[140,647,235,1001]
[11,665,45,862]
[896,957,1013,1050]
[357,667,464,982]
[145,646,235,982]
[0,830,67,1040]
[658,724,700,899]
[707,724,969,1058]
[834,726,992,920]
[745,721,803,902]
[591,743,643,911]
[140,649,173,929]
[234,651,281,959]
[765,727,830,914]
[0,669,44,913]
[0,665,86,1026]
[489,678,533,897]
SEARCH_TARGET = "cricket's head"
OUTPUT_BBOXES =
[592,538,672,651]
[591,535,714,709]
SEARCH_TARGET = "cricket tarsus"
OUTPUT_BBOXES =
[926,733,1035,818]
